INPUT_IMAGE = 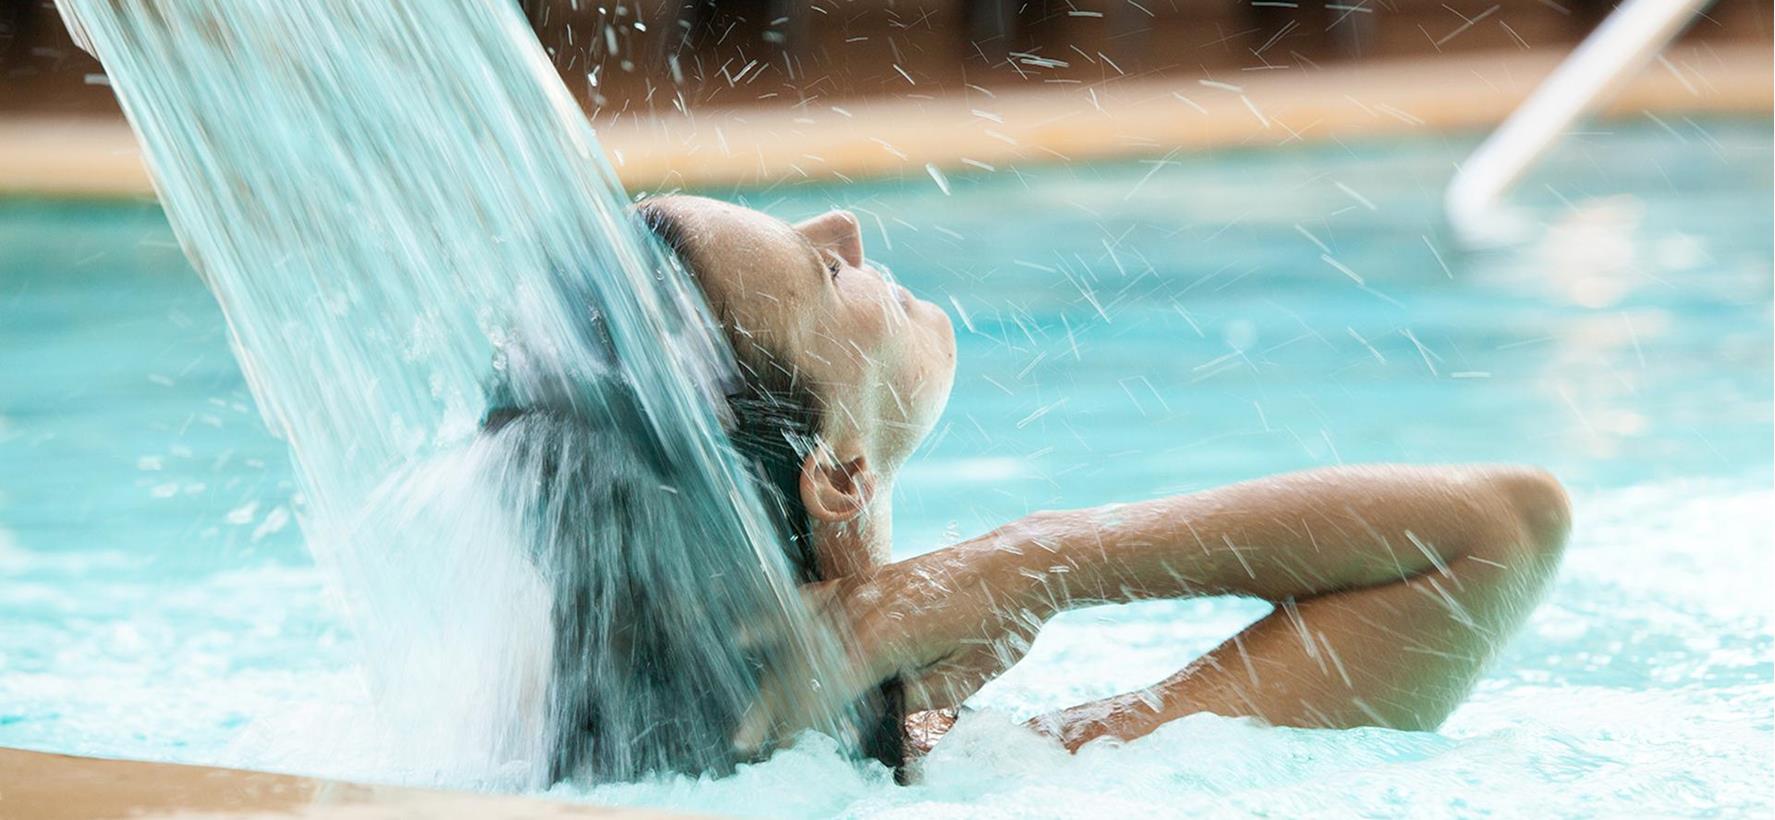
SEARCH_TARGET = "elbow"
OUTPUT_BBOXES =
[1483,466,1573,569]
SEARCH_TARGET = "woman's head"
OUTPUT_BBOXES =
[639,195,956,570]
[480,196,946,781]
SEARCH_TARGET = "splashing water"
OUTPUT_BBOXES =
[56,0,853,786]
[2,115,1767,816]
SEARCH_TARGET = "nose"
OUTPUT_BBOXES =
[799,210,864,268]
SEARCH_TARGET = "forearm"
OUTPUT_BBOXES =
[996,465,1562,615]
[1023,465,1571,742]
[836,464,1566,722]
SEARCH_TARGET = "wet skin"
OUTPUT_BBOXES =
[639,195,1573,759]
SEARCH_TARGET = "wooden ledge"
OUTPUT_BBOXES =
[0,44,1767,200]
[0,747,683,819]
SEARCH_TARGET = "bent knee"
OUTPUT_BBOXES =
[1482,466,1572,569]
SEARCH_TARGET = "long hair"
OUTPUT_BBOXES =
[481,206,905,784]
[639,204,907,778]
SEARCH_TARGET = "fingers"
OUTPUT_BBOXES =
[903,642,1017,712]
[730,684,783,756]
[732,648,824,756]
[731,639,871,757]
[903,627,1039,712]
[1023,696,1143,752]
[733,567,1018,755]
[731,583,877,756]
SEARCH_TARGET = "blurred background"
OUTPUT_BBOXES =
[2,0,1769,191]
[3,1,1770,112]
[1,2,1772,815]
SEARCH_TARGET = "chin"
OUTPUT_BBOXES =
[922,299,957,347]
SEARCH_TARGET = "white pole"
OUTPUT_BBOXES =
[1445,0,1712,246]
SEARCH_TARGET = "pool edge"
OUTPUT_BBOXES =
[0,746,699,819]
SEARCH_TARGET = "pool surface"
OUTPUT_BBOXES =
[2,119,1771,816]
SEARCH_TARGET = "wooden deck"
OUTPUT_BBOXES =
[1,44,1767,200]
[0,747,680,819]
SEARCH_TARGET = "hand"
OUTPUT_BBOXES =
[1024,691,1155,752]
[733,537,1051,754]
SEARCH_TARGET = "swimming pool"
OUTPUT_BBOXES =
[1,119,1770,816]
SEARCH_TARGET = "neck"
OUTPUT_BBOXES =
[811,494,893,578]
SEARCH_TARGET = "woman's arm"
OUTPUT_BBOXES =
[738,464,1570,751]
[1010,463,1571,746]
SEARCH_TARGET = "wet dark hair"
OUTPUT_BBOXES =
[638,204,908,780]
[483,205,905,784]
[635,204,824,585]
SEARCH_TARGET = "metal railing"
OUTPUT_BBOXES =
[1444,0,1714,247]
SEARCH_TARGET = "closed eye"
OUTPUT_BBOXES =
[789,227,839,287]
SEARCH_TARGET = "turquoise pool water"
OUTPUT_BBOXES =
[2,120,1770,815]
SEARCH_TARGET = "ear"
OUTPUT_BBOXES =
[798,446,877,523]
[794,210,865,269]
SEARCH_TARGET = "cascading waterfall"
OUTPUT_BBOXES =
[56,0,853,786]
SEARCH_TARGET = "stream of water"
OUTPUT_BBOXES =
[54,0,847,786]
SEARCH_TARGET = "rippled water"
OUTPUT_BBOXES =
[2,120,1770,815]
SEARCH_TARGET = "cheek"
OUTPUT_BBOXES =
[796,306,888,400]
[820,294,954,424]
[914,304,956,377]
[929,308,957,369]
[896,321,956,423]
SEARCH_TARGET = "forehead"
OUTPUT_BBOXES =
[656,196,820,324]
[674,197,811,265]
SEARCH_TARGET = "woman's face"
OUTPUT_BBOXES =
[646,195,956,476]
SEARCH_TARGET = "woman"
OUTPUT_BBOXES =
[633,194,1572,773]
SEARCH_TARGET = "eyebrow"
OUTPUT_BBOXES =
[782,220,829,285]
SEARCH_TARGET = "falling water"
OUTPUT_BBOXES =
[56,0,852,785]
